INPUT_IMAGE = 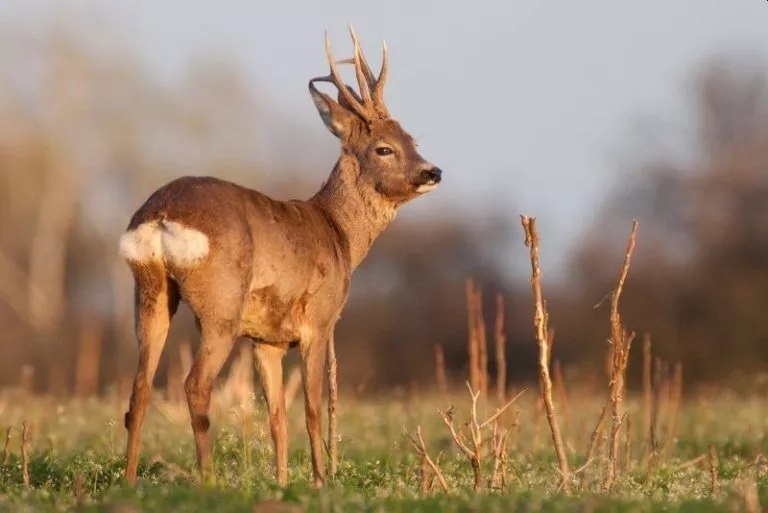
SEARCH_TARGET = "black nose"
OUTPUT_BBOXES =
[422,167,442,183]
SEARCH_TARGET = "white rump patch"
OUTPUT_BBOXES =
[118,222,162,263]
[159,220,210,266]
[118,220,210,266]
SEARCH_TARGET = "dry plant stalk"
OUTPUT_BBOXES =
[624,415,633,471]
[2,426,10,465]
[21,421,30,486]
[474,290,489,398]
[441,385,483,490]
[642,334,652,460]
[603,220,639,491]
[74,473,86,506]
[645,357,667,479]
[165,349,183,402]
[404,426,449,492]
[74,317,103,397]
[502,411,522,487]
[520,215,571,489]
[662,362,683,457]
[19,365,34,397]
[440,383,524,491]
[166,340,193,403]
[489,417,514,490]
[434,344,448,395]
[219,344,255,409]
[733,478,760,513]
[552,360,570,434]
[425,452,445,492]
[283,366,303,412]
[708,443,719,496]
[584,403,608,468]
[465,278,480,393]
[532,396,545,449]
[327,333,339,478]
[418,452,429,492]
[494,293,507,403]
[650,356,664,453]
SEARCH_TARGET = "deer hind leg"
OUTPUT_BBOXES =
[184,319,237,482]
[124,264,179,484]
[299,331,329,488]
[253,343,289,486]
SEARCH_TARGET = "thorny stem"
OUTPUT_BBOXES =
[21,422,30,487]
[2,426,10,466]
[404,426,449,492]
[520,215,571,490]
[603,220,639,491]
[327,333,339,478]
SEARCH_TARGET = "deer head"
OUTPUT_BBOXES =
[309,27,442,206]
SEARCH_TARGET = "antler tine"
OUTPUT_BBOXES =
[324,31,369,120]
[337,56,377,97]
[372,40,389,112]
[348,25,373,104]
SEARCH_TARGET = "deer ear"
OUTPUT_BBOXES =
[309,83,356,139]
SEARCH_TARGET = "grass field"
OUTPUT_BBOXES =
[0,381,766,513]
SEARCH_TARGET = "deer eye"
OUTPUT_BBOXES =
[375,146,394,156]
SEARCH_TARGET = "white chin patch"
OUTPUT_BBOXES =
[119,220,210,266]
[416,182,439,193]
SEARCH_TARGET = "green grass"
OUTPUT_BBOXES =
[0,387,766,512]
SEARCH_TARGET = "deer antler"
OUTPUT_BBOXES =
[348,25,389,118]
[309,26,389,122]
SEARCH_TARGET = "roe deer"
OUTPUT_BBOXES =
[118,27,442,487]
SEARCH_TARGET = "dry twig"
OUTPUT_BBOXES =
[439,383,524,491]
[642,334,653,462]
[624,414,633,471]
[708,443,719,496]
[440,384,483,490]
[404,426,449,492]
[552,360,570,435]
[434,344,448,395]
[2,426,10,466]
[466,279,480,393]
[603,220,639,491]
[475,291,489,398]
[662,362,683,457]
[584,402,608,468]
[489,418,514,490]
[327,333,339,478]
[21,421,31,486]
[520,215,571,490]
[494,293,507,403]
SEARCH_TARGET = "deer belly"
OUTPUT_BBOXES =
[239,286,306,344]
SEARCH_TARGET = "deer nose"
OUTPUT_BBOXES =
[422,167,442,183]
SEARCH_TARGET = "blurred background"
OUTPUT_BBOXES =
[1,1,767,396]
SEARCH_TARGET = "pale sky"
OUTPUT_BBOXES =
[4,0,768,276]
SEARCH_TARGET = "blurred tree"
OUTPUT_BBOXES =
[0,18,266,391]
[564,58,768,383]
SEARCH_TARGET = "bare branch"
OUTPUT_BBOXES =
[404,426,449,492]
[327,333,339,479]
[520,215,570,490]
[603,220,639,491]
[479,388,526,430]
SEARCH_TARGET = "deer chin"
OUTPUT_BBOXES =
[415,181,439,193]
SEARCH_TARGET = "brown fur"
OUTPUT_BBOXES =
[120,29,441,487]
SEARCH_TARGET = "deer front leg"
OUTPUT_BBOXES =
[253,343,289,486]
[184,324,236,483]
[299,331,329,488]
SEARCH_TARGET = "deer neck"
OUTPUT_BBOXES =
[311,155,397,271]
